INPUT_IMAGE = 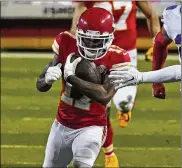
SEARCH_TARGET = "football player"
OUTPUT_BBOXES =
[36,8,131,168]
[109,5,181,89]
[70,1,160,167]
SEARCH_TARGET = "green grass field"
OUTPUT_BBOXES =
[1,53,181,167]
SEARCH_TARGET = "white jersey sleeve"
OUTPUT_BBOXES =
[162,5,181,62]
[142,65,181,83]
[162,5,181,41]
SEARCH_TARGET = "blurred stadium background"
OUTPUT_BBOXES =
[1,0,181,167]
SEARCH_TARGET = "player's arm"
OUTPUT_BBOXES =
[109,64,181,89]
[152,26,172,70]
[143,65,181,83]
[64,54,116,105]
[68,74,116,105]
[36,56,62,92]
[137,1,160,61]
[70,2,87,34]
[137,1,160,38]
[151,26,172,99]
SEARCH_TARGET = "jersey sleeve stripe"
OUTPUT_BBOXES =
[54,39,59,49]
[52,40,59,55]
[64,31,76,39]
[112,62,131,70]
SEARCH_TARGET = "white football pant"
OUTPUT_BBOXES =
[43,119,106,168]
[113,49,137,112]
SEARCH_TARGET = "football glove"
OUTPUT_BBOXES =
[145,46,153,62]
[45,63,62,85]
[152,83,166,99]
[64,53,82,81]
[109,66,143,90]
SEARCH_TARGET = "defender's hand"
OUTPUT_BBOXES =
[64,53,82,81]
[109,66,143,90]
[45,63,62,85]
[152,83,166,99]
[145,46,153,62]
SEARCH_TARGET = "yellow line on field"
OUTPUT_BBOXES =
[1,145,44,149]
[10,161,102,166]
[15,162,40,165]
[115,147,181,151]
[1,52,179,61]
[2,131,180,136]
[20,117,180,123]
[22,117,53,121]
[3,162,179,168]
[1,145,180,151]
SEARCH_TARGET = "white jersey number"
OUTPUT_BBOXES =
[113,2,133,31]
[94,1,133,31]
[63,83,91,111]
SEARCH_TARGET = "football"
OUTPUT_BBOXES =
[69,54,102,99]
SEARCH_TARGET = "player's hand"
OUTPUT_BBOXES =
[152,83,166,99]
[109,66,143,90]
[145,46,153,62]
[64,53,82,81]
[45,63,62,85]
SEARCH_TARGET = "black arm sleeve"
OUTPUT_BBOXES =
[67,73,116,105]
[36,55,60,92]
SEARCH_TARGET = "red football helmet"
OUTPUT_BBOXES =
[76,7,115,60]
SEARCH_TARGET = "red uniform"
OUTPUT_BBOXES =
[83,1,137,51]
[52,31,131,129]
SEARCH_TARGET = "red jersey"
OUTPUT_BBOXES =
[52,31,130,129]
[83,1,137,51]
